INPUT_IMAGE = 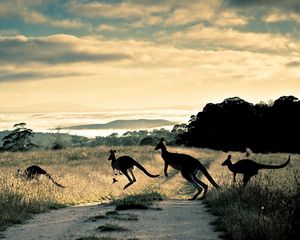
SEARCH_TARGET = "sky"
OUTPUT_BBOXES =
[0,0,300,112]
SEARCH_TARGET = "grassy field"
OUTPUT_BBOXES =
[0,146,299,240]
[204,152,299,240]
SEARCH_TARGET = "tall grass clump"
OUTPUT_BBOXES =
[110,190,164,210]
[0,175,64,230]
[204,153,300,240]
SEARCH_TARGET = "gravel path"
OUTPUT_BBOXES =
[4,200,221,240]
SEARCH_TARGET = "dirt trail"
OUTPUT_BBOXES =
[4,200,221,240]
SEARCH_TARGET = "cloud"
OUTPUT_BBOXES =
[223,0,300,24]
[0,65,97,82]
[1,33,298,73]
[0,1,86,29]
[0,1,299,110]
[0,32,297,101]
[69,0,248,29]
[1,33,296,80]
[1,33,299,111]
[162,1,251,27]
[161,24,299,53]
[22,10,87,29]
[0,35,131,65]
[0,0,32,16]
[263,8,300,23]
[212,9,248,26]
[223,0,300,11]
[164,0,220,26]
[68,0,170,19]
[0,0,250,31]
[97,24,117,32]
[129,16,164,28]
[0,72,39,82]
[286,61,300,67]
[0,29,20,36]
[0,71,72,83]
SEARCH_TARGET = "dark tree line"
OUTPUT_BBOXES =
[178,96,300,153]
[0,124,186,151]
[90,127,185,147]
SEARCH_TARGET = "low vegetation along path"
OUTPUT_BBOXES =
[4,200,221,240]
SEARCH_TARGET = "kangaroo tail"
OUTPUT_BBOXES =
[259,155,290,170]
[131,159,160,178]
[197,161,220,189]
[45,172,66,188]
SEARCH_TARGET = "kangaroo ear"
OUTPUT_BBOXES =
[114,150,116,153]
[160,137,165,142]
[228,154,231,159]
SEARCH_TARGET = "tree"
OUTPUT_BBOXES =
[71,135,89,147]
[50,127,67,150]
[180,95,300,153]
[1,123,38,151]
[140,136,160,146]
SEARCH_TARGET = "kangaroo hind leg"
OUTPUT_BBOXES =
[128,168,136,182]
[193,174,208,200]
[121,169,134,190]
[242,174,252,187]
[181,171,203,200]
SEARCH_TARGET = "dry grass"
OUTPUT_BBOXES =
[0,146,298,240]
[0,146,219,230]
[204,152,300,240]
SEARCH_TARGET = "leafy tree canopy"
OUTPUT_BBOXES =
[1,123,38,151]
[179,96,300,153]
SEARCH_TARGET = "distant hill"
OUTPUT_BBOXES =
[65,119,176,130]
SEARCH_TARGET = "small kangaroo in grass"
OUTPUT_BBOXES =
[17,165,65,188]
[108,149,160,190]
[155,138,220,200]
[221,155,290,186]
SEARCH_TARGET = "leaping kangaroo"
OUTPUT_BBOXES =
[155,138,220,200]
[17,165,65,188]
[221,154,290,186]
[108,149,160,190]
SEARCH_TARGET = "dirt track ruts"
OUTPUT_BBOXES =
[4,200,221,240]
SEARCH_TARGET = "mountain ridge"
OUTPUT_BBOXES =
[65,119,176,130]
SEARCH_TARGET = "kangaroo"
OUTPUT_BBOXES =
[108,149,160,190]
[17,165,65,188]
[221,154,290,186]
[155,138,220,200]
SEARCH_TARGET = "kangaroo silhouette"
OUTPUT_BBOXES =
[221,154,290,186]
[155,138,220,200]
[17,165,65,188]
[108,149,159,190]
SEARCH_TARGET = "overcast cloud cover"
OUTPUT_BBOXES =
[0,0,299,111]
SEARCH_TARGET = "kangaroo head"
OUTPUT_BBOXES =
[221,154,232,166]
[155,138,166,151]
[108,149,116,161]
[16,168,25,178]
[16,168,22,175]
